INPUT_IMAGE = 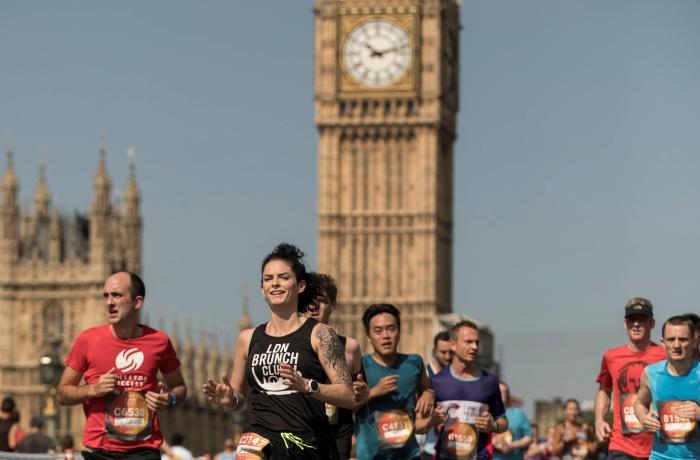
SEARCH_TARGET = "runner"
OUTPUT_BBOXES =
[493,382,532,460]
[420,331,454,458]
[682,313,700,359]
[428,331,453,378]
[550,399,597,459]
[304,272,367,460]
[202,243,353,459]
[354,303,434,460]
[57,272,187,460]
[429,320,508,460]
[633,315,700,460]
[594,297,665,460]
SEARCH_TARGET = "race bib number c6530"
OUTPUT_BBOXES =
[104,391,153,441]
[375,409,414,449]
[619,393,643,434]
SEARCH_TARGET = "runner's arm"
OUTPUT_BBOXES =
[57,366,116,405]
[633,369,660,432]
[509,434,532,450]
[7,423,17,450]
[344,336,363,376]
[594,384,612,441]
[311,323,354,409]
[162,367,187,407]
[203,328,252,410]
[414,364,434,417]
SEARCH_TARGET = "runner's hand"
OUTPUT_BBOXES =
[431,405,447,426]
[278,362,307,393]
[203,373,236,408]
[594,418,611,442]
[90,367,118,398]
[475,411,496,433]
[673,401,700,420]
[145,381,170,411]
[353,374,369,402]
[415,389,434,417]
[371,374,398,398]
[639,410,661,432]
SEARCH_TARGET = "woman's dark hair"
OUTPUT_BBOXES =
[362,304,401,333]
[1,396,15,413]
[261,243,311,312]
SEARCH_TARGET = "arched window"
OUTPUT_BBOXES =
[43,302,63,338]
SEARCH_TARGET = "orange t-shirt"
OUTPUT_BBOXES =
[596,343,666,457]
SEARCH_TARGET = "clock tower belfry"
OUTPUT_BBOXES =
[314,0,460,355]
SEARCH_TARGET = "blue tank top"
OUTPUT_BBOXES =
[355,353,423,460]
[647,359,700,460]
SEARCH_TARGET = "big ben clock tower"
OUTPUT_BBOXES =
[314,0,460,355]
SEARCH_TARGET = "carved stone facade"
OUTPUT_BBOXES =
[0,147,238,455]
[314,0,460,356]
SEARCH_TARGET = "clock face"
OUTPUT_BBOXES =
[343,19,412,88]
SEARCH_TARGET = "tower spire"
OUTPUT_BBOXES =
[3,137,18,188]
[124,146,140,203]
[33,160,51,217]
[238,290,253,331]
[123,146,142,274]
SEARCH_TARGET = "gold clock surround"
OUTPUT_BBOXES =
[338,12,418,96]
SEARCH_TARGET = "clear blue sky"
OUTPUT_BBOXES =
[2,1,700,413]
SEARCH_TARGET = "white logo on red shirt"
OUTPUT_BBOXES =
[116,348,144,372]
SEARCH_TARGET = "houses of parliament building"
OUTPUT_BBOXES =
[0,147,242,453]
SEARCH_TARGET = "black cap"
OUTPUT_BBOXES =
[624,297,654,318]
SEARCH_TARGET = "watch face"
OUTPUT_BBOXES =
[310,380,320,393]
[343,19,412,88]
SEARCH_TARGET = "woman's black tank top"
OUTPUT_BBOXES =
[0,417,15,451]
[245,317,330,435]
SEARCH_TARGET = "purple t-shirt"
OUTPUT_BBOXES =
[430,366,505,460]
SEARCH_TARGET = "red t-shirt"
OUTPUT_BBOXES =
[595,343,666,457]
[65,324,180,453]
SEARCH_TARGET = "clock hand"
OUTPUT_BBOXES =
[376,46,400,55]
[365,43,383,58]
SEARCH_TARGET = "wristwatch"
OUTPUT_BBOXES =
[306,379,320,395]
[168,391,177,408]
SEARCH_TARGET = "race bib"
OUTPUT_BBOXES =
[235,432,271,459]
[104,391,153,441]
[619,393,644,434]
[439,418,478,460]
[658,400,698,444]
[435,400,486,460]
[492,430,512,451]
[374,409,414,449]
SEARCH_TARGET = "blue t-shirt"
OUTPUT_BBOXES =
[647,359,700,460]
[355,353,424,460]
[493,407,532,460]
[431,366,506,460]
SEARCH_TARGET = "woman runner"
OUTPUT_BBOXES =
[203,243,354,459]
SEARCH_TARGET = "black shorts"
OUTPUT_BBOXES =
[607,450,648,460]
[237,425,339,460]
[82,448,160,460]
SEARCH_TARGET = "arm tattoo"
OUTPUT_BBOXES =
[317,326,352,387]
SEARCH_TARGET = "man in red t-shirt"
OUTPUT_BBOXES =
[594,297,666,460]
[57,272,187,460]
